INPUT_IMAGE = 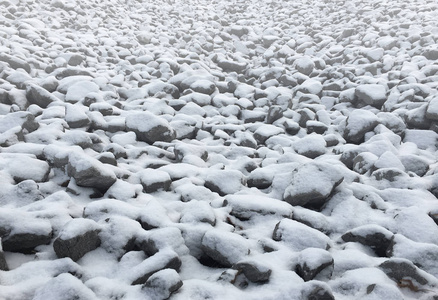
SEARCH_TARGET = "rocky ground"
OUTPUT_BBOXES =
[1,0,438,299]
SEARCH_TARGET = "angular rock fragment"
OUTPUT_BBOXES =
[283,162,344,208]
[67,152,117,193]
[25,83,59,108]
[53,219,101,262]
[201,230,250,267]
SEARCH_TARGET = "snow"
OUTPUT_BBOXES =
[1,0,438,299]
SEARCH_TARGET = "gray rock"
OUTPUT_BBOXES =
[25,83,58,108]
[224,194,293,221]
[400,154,429,176]
[341,225,394,257]
[273,219,331,251]
[204,169,244,196]
[2,231,52,253]
[266,105,283,124]
[138,169,172,193]
[67,152,117,193]
[234,261,272,283]
[355,84,386,108]
[283,162,344,208]
[131,249,182,285]
[296,248,333,282]
[0,53,31,73]
[54,220,101,262]
[142,269,183,300]
[387,234,438,277]
[0,111,39,134]
[217,59,247,73]
[352,152,378,174]
[379,258,435,289]
[125,112,176,144]
[344,109,379,144]
[303,282,335,300]
[201,230,250,267]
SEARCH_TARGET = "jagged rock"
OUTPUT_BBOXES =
[341,224,394,257]
[283,162,344,208]
[142,269,183,300]
[125,111,176,144]
[25,83,59,108]
[67,152,117,193]
[53,219,101,262]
